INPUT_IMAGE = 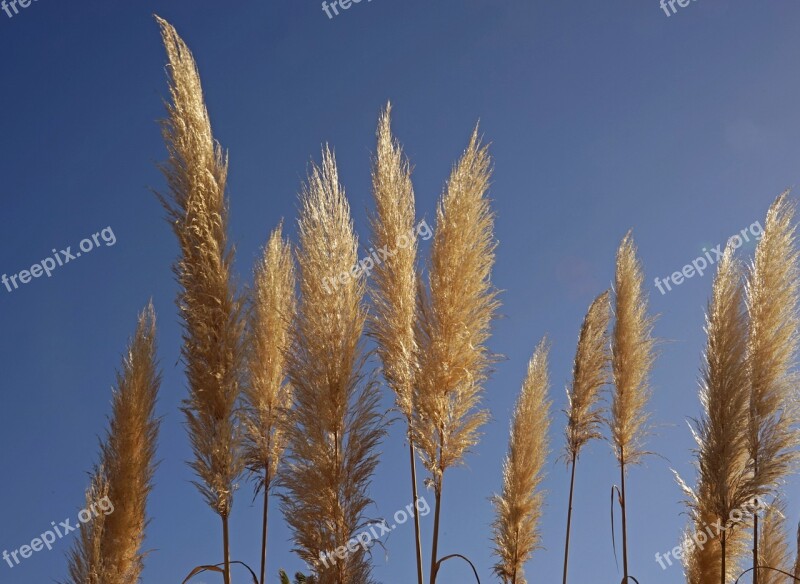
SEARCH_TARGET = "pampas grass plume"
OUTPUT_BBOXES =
[565,290,611,460]
[492,339,551,584]
[279,148,385,584]
[67,304,161,584]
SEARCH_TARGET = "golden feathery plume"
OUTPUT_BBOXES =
[243,222,296,584]
[759,500,792,584]
[678,244,753,584]
[492,340,551,584]
[747,192,800,584]
[67,304,161,584]
[610,232,657,580]
[367,104,424,584]
[279,148,385,584]
[611,232,656,465]
[565,290,611,460]
[99,303,160,584]
[562,290,610,584]
[155,17,244,583]
[414,126,499,584]
[369,103,418,419]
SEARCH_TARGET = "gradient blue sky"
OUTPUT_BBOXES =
[2,1,800,583]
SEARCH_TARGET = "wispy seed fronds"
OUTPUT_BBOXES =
[243,223,297,492]
[693,245,752,523]
[156,16,245,518]
[99,304,161,584]
[565,291,611,460]
[280,149,384,584]
[610,232,656,466]
[747,191,800,497]
[679,245,752,583]
[369,103,418,419]
[414,127,500,490]
[492,340,551,584]
[67,304,161,584]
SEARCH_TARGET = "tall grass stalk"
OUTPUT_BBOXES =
[492,340,551,584]
[279,149,385,584]
[609,233,656,582]
[562,291,610,584]
[746,193,800,584]
[67,304,161,584]
[368,104,424,584]
[243,223,297,584]
[156,17,245,584]
[677,245,753,584]
[415,127,499,584]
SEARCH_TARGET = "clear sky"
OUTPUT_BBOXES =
[1,1,800,583]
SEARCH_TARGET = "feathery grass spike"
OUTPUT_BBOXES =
[610,232,657,581]
[565,291,611,460]
[679,244,752,584]
[370,103,418,419]
[368,103,424,584]
[66,303,161,584]
[280,148,385,584]
[562,290,610,584]
[414,126,499,583]
[243,222,297,584]
[747,192,800,584]
[492,339,551,584]
[156,16,244,584]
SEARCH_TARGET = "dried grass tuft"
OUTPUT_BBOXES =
[679,245,753,583]
[67,304,161,584]
[746,192,800,500]
[492,340,551,584]
[414,126,499,489]
[565,291,611,461]
[368,103,418,420]
[279,149,385,584]
[243,222,296,492]
[610,232,657,467]
[156,16,245,522]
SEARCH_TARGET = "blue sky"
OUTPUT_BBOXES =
[1,1,800,583]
